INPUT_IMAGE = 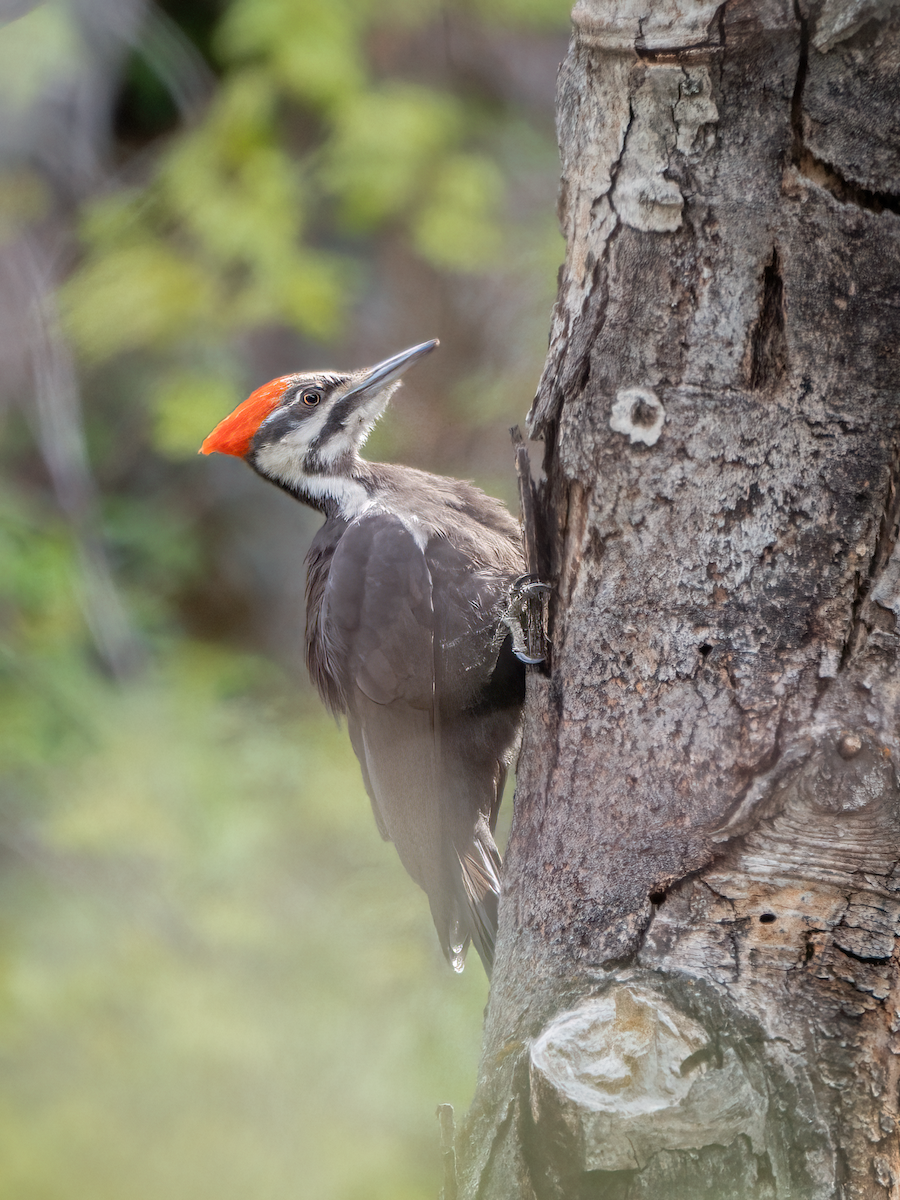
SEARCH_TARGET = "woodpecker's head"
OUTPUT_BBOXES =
[200,339,438,512]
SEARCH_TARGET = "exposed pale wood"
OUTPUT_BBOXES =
[455,2,900,1196]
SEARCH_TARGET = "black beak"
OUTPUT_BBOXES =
[343,340,439,401]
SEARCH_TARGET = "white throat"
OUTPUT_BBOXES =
[254,440,372,519]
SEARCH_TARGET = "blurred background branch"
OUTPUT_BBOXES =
[0,0,567,1194]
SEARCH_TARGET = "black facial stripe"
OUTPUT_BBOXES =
[302,449,378,496]
[249,407,299,450]
[314,391,370,445]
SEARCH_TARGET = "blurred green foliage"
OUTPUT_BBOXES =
[0,0,568,1194]
[1,646,493,1200]
[0,1,86,111]
[0,484,496,1198]
[59,0,566,453]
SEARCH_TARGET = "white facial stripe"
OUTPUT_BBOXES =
[315,425,357,464]
[258,399,331,451]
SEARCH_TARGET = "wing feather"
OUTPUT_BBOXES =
[314,511,507,973]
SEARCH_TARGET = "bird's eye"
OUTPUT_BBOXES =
[301,391,320,407]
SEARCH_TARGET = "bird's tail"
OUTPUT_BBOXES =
[455,820,502,976]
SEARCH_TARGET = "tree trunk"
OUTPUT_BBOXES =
[455,3,900,1197]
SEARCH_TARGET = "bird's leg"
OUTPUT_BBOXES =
[502,574,550,664]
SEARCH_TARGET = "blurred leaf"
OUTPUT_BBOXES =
[78,188,149,250]
[412,153,503,271]
[164,139,303,270]
[261,249,348,337]
[151,371,241,459]
[0,2,85,111]
[60,243,215,362]
[323,83,465,228]
[66,65,347,358]
[217,0,366,106]
[160,70,296,270]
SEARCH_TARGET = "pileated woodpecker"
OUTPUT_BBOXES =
[200,340,530,974]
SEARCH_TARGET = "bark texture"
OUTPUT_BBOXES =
[455,2,900,1197]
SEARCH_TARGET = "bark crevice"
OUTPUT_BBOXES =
[747,248,787,391]
[794,148,900,216]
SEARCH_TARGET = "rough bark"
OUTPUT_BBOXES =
[455,2,900,1197]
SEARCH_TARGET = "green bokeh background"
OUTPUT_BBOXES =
[0,0,568,1194]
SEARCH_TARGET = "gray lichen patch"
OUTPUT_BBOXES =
[610,387,666,446]
[610,66,685,233]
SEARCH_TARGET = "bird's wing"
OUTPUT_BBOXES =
[419,535,520,972]
[320,514,471,965]
[320,514,434,710]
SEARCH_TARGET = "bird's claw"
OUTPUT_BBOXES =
[513,648,546,665]
[511,575,550,600]
[503,574,550,665]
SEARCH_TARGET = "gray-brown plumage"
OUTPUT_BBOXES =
[200,340,526,973]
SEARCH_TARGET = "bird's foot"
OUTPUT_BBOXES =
[503,574,551,664]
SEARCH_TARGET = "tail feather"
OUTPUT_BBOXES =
[457,825,502,976]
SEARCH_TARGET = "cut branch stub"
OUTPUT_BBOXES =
[530,983,767,1174]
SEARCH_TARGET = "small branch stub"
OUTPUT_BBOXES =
[837,731,863,759]
[529,983,767,1173]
